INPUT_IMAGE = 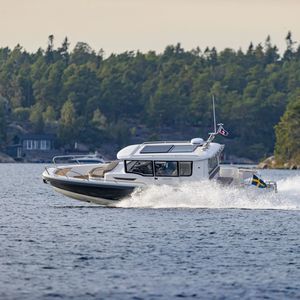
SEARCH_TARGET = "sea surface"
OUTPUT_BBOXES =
[0,164,300,300]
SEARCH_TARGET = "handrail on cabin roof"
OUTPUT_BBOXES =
[142,140,190,145]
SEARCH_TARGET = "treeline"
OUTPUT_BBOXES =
[275,89,300,166]
[0,33,300,161]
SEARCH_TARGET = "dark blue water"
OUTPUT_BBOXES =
[1,164,300,299]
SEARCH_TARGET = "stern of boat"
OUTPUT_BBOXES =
[218,166,277,192]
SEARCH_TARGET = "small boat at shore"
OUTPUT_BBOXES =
[42,123,277,206]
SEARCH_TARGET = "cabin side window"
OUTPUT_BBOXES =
[208,155,219,174]
[154,161,178,177]
[125,160,193,177]
[179,161,193,176]
[125,160,154,176]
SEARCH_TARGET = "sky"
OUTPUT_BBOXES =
[0,0,300,55]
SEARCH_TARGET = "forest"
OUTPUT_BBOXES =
[0,33,300,163]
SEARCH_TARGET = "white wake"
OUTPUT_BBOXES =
[116,175,300,210]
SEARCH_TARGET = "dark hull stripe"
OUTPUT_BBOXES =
[48,178,135,200]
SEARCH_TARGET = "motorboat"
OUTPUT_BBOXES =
[42,124,277,206]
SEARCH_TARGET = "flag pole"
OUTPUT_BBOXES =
[203,95,218,148]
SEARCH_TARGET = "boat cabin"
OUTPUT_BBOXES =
[115,139,224,181]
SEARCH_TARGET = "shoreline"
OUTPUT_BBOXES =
[257,156,300,170]
[1,152,299,169]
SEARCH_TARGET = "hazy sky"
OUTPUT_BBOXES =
[1,0,299,55]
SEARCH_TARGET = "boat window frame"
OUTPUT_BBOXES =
[124,160,154,177]
[154,161,193,177]
[208,155,220,179]
[154,161,179,177]
[140,145,174,154]
[170,145,198,153]
[124,160,193,177]
[178,161,193,177]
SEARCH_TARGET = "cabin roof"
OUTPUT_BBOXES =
[117,141,224,161]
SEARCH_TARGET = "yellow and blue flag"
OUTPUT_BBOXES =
[251,174,267,188]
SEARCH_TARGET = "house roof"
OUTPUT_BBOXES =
[21,133,56,141]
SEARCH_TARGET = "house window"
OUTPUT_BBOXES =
[26,140,33,150]
[34,140,39,150]
[40,140,49,150]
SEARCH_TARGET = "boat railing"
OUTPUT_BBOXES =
[265,181,278,193]
[52,154,103,165]
[142,140,189,144]
[65,169,90,180]
[44,166,50,175]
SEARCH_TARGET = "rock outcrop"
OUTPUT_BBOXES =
[257,156,300,169]
[0,152,15,163]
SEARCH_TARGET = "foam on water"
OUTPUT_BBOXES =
[117,175,300,210]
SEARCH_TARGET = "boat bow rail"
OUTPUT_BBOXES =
[52,154,104,165]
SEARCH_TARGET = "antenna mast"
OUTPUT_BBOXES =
[212,94,217,133]
[204,95,228,148]
[203,94,219,148]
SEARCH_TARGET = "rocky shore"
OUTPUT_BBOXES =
[257,156,300,170]
[0,152,15,163]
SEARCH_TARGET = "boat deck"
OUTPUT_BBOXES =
[53,161,120,180]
